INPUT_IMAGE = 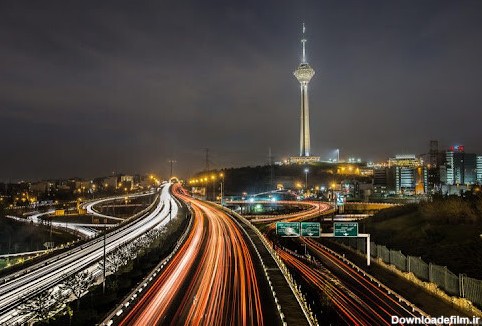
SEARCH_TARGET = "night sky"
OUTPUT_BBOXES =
[1,1,482,181]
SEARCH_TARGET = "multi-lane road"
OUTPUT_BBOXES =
[241,200,333,224]
[279,239,425,325]
[249,199,429,325]
[0,186,433,325]
[0,185,177,324]
[119,185,269,325]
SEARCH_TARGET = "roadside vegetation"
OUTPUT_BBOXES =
[363,194,482,278]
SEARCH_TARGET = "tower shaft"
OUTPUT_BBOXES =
[299,83,311,156]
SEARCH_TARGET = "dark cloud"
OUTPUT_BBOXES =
[1,0,482,181]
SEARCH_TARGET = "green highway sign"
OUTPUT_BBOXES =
[276,222,300,237]
[301,222,321,237]
[334,222,358,237]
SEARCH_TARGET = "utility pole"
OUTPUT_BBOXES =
[168,159,176,178]
[268,147,274,190]
[204,148,210,171]
[102,218,106,294]
[220,172,225,206]
[49,218,52,249]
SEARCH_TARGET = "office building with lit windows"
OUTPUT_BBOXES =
[374,155,427,196]
[441,145,477,185]
[389,155,427,195]
[477,156,482,184]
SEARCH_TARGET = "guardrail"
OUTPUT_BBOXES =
[335,237,482,312]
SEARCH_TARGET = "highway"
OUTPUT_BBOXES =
[278,239,425,325]
[258,201,428,324]
[84,191,156,222]
[0,185,178,324]
[6,211,100,238]
[243,200,333,224]
[119,186,267,325]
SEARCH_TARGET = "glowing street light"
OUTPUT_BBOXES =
[304,168,309,189]
[219,172,225,206]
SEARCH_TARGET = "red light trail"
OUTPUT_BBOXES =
[119,185,264,325]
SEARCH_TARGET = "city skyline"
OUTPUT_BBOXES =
[1,1,482,181]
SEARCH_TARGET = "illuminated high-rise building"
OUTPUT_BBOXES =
[441,145,477,185]
[388,155,427,195]
[477,155,482,184]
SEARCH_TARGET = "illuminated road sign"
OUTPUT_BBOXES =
[276,222,300,237]
[300,222,321,237]
[334,222,358,237]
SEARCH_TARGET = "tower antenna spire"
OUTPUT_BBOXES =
[301,22,307,63]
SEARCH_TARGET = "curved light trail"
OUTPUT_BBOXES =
[120,186,265,326]
[275,237,426,325]
[303,238,423,320]
[0,185,176,324]
[84,191,156,222]
[248,201,333,224]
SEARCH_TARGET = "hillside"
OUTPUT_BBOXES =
[363,198,482,279]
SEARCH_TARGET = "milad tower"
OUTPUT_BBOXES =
[290,23,319,164]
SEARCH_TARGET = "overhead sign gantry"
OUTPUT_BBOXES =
[275,221,371,266]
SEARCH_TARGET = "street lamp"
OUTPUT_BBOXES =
[219,173,224,206]
[304,168,309,189]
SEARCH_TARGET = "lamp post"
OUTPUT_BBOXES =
[331,183,336,221]
[102,218,106,294]
[219,173,224,206]
[211,175,216,201]
[304,168,309,190]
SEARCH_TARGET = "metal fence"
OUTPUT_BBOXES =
[334,238,482,308]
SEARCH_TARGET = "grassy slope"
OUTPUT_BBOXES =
[363,209,482,279]
[0,216,78,254]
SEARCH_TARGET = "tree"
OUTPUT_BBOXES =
[18,287,68,323]
[98,250,126,275]
[60,270,94,310]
